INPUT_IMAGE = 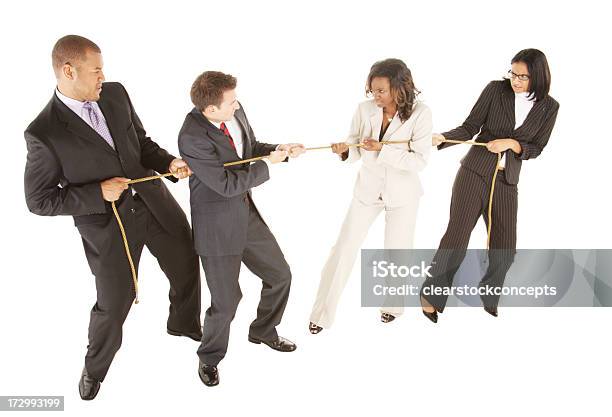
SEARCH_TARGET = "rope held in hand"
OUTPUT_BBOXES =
[114,139,500,304]
[110,172,174,304]
[439,139,502,249]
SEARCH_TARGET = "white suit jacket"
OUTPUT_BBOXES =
[345,99,432,207]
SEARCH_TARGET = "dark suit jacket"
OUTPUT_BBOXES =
[178,106,277,256]
[439,79,560,185]
[24,82,190,238]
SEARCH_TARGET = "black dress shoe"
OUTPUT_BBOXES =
[308,322,323,334]
[380,312,396,323]
[79,367,101,401]
[198,362,219,387]
[484,306,498,317]
[167,327,203,342]
[248,335,297,352]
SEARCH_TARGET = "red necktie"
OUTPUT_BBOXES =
[219,122,237,150]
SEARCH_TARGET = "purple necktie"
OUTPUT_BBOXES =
[83,101,115,150]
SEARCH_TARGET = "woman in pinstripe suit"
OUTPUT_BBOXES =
[420,49,560,322]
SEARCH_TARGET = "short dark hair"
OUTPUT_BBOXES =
[366,58,420,122]
[52,35,101,73]
[190,71,237,111]
[511,48,551,102]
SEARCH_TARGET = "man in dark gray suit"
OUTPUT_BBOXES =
[178,71,305,387]
[24,35,202,400]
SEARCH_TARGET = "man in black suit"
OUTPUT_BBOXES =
[24,35,202,400]
[178,71,305,387]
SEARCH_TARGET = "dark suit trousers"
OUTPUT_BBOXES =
[422,165,517,311]
[197,199,292,366]
[83,195,201,381]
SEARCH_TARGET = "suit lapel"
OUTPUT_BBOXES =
[191,108,240,158]
[513,98,547,137]
[97,93,128,156]
[212,128,239,158]
[53,95,117,156]
[233,111,251,159]
[383,114,402,139]
[500,86,516,129]
[370,108,383,141]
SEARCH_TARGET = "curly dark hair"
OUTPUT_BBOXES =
[366,58,420,122]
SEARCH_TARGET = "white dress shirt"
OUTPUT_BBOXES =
[499,92,534,168]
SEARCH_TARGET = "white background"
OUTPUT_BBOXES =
[1,0,611,415]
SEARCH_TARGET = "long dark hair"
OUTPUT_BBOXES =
[511,48,551,102]
[366,58,420,122]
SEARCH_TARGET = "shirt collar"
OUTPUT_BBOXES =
[208,117,235,130]
[515,91,535,102]
[55,87,88,109]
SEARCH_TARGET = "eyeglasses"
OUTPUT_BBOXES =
[505,70,530,81]
[369,89,389,95]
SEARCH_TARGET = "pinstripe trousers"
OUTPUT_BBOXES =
[421,165,517,311]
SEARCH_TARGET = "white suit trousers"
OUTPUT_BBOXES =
[309,197,420,328]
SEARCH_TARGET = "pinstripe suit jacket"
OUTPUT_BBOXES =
[439,79,559,185]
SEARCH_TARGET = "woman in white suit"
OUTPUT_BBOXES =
[309,58,432,333]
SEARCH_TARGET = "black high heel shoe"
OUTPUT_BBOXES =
[484,306,498,317]
[420,296,439,323]
[422,309,438,323]
[380,312,396,323]
[309,322,323,334]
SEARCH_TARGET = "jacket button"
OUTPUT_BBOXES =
[131,208,136,213]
